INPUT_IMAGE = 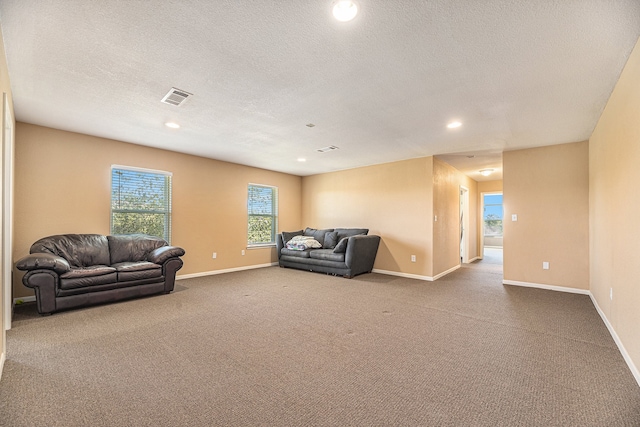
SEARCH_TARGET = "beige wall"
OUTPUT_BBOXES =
[302,157,435,277]
[0,21,15,372]
[478,180,503,194]
[302,156,478,279]
[13,123,302,298]
[503,142,589,289]
[589,38,640,375]
[433,158,478,273]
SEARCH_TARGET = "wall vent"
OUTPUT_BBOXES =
[161,87,193,106]
[316,145,339,153]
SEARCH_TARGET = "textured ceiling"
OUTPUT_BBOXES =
[1,1,639,180]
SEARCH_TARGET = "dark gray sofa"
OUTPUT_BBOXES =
[16,233,185,315]
[277,227,380,278]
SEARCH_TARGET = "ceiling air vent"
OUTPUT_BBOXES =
[316,145,339,153]
[161,87,193,106]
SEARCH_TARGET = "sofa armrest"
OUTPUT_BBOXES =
[345,235,381,276]
[276,234,285,259]
[16,253,70,274]
[148,246,185,264]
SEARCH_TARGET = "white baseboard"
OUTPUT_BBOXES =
[502,279,590,295]
[589,293,640,388]
[372,264,460,282]
[372,269,434,281]
[467,256,481,263]
[433,264,461,280]
[177,262,278,280]
[13,296,36,305]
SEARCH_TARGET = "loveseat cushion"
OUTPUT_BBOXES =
[309,249,345,262]
[303,228,334,247]
[112,261,163,282]
[30,234,111,268]
[282,230,304,245]
[333,229,370,253]
[280,248,312,258]
[59,265,117,290]
[108,234,168,264]
[323,231,339,249]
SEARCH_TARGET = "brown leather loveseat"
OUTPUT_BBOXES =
[16,233,185,315]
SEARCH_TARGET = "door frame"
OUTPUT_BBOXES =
[460,185,470,264]
[3,93,14,331]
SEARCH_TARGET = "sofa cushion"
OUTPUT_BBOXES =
[281,230,303,245]
[335,228,369,240]
[112,261,163,282]
[59,266,117,290]
[333,237,349,253]
[30,234,111,268]
[108,234,168,264]
[332,229,369,253]
[280,248,312,258]
[309,249,345,262]
[303,227,334,246]
[323,231,339,249]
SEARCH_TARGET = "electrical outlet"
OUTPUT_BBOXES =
[512,214,518,221]
[411,255,416,262]
[434,215,438,222]
[212,252,217,259]
[542,261,549,270]
[241,250,245,256]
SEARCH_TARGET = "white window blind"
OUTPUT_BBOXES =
[111,166,172,242]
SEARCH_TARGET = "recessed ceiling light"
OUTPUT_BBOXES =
[447,121,462,129]
[165,122,180,129]
[297,158,307,162]
[332,0,358,22]
[479,169,494,176]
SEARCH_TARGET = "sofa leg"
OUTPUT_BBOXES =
[344,275,353,279]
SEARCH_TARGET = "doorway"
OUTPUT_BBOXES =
[480,192,503,263]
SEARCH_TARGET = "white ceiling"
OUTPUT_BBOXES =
[1,1,639,181]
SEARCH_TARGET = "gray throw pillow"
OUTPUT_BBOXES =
[282,230,303,245]
[303,227,334,247]
[333,237,349,253]
[323,231,339,249]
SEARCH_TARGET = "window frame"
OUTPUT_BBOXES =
[247,183,278,247]
[110,165,173,243]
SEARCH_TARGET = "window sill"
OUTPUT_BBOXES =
[247,244,276,250]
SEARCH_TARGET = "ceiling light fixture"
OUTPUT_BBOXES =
[479,169,494,176]
[447,121,462,129]
[165,122,180,129]
[297,158,307,162]
[332,0,358,22]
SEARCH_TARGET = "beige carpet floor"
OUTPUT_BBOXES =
[1,254,639,426]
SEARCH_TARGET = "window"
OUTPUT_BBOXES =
[247,184,278,246]
[111,166,172,242]
[483,193,503,247]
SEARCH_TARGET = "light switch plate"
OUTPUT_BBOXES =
[512,214,518,221]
